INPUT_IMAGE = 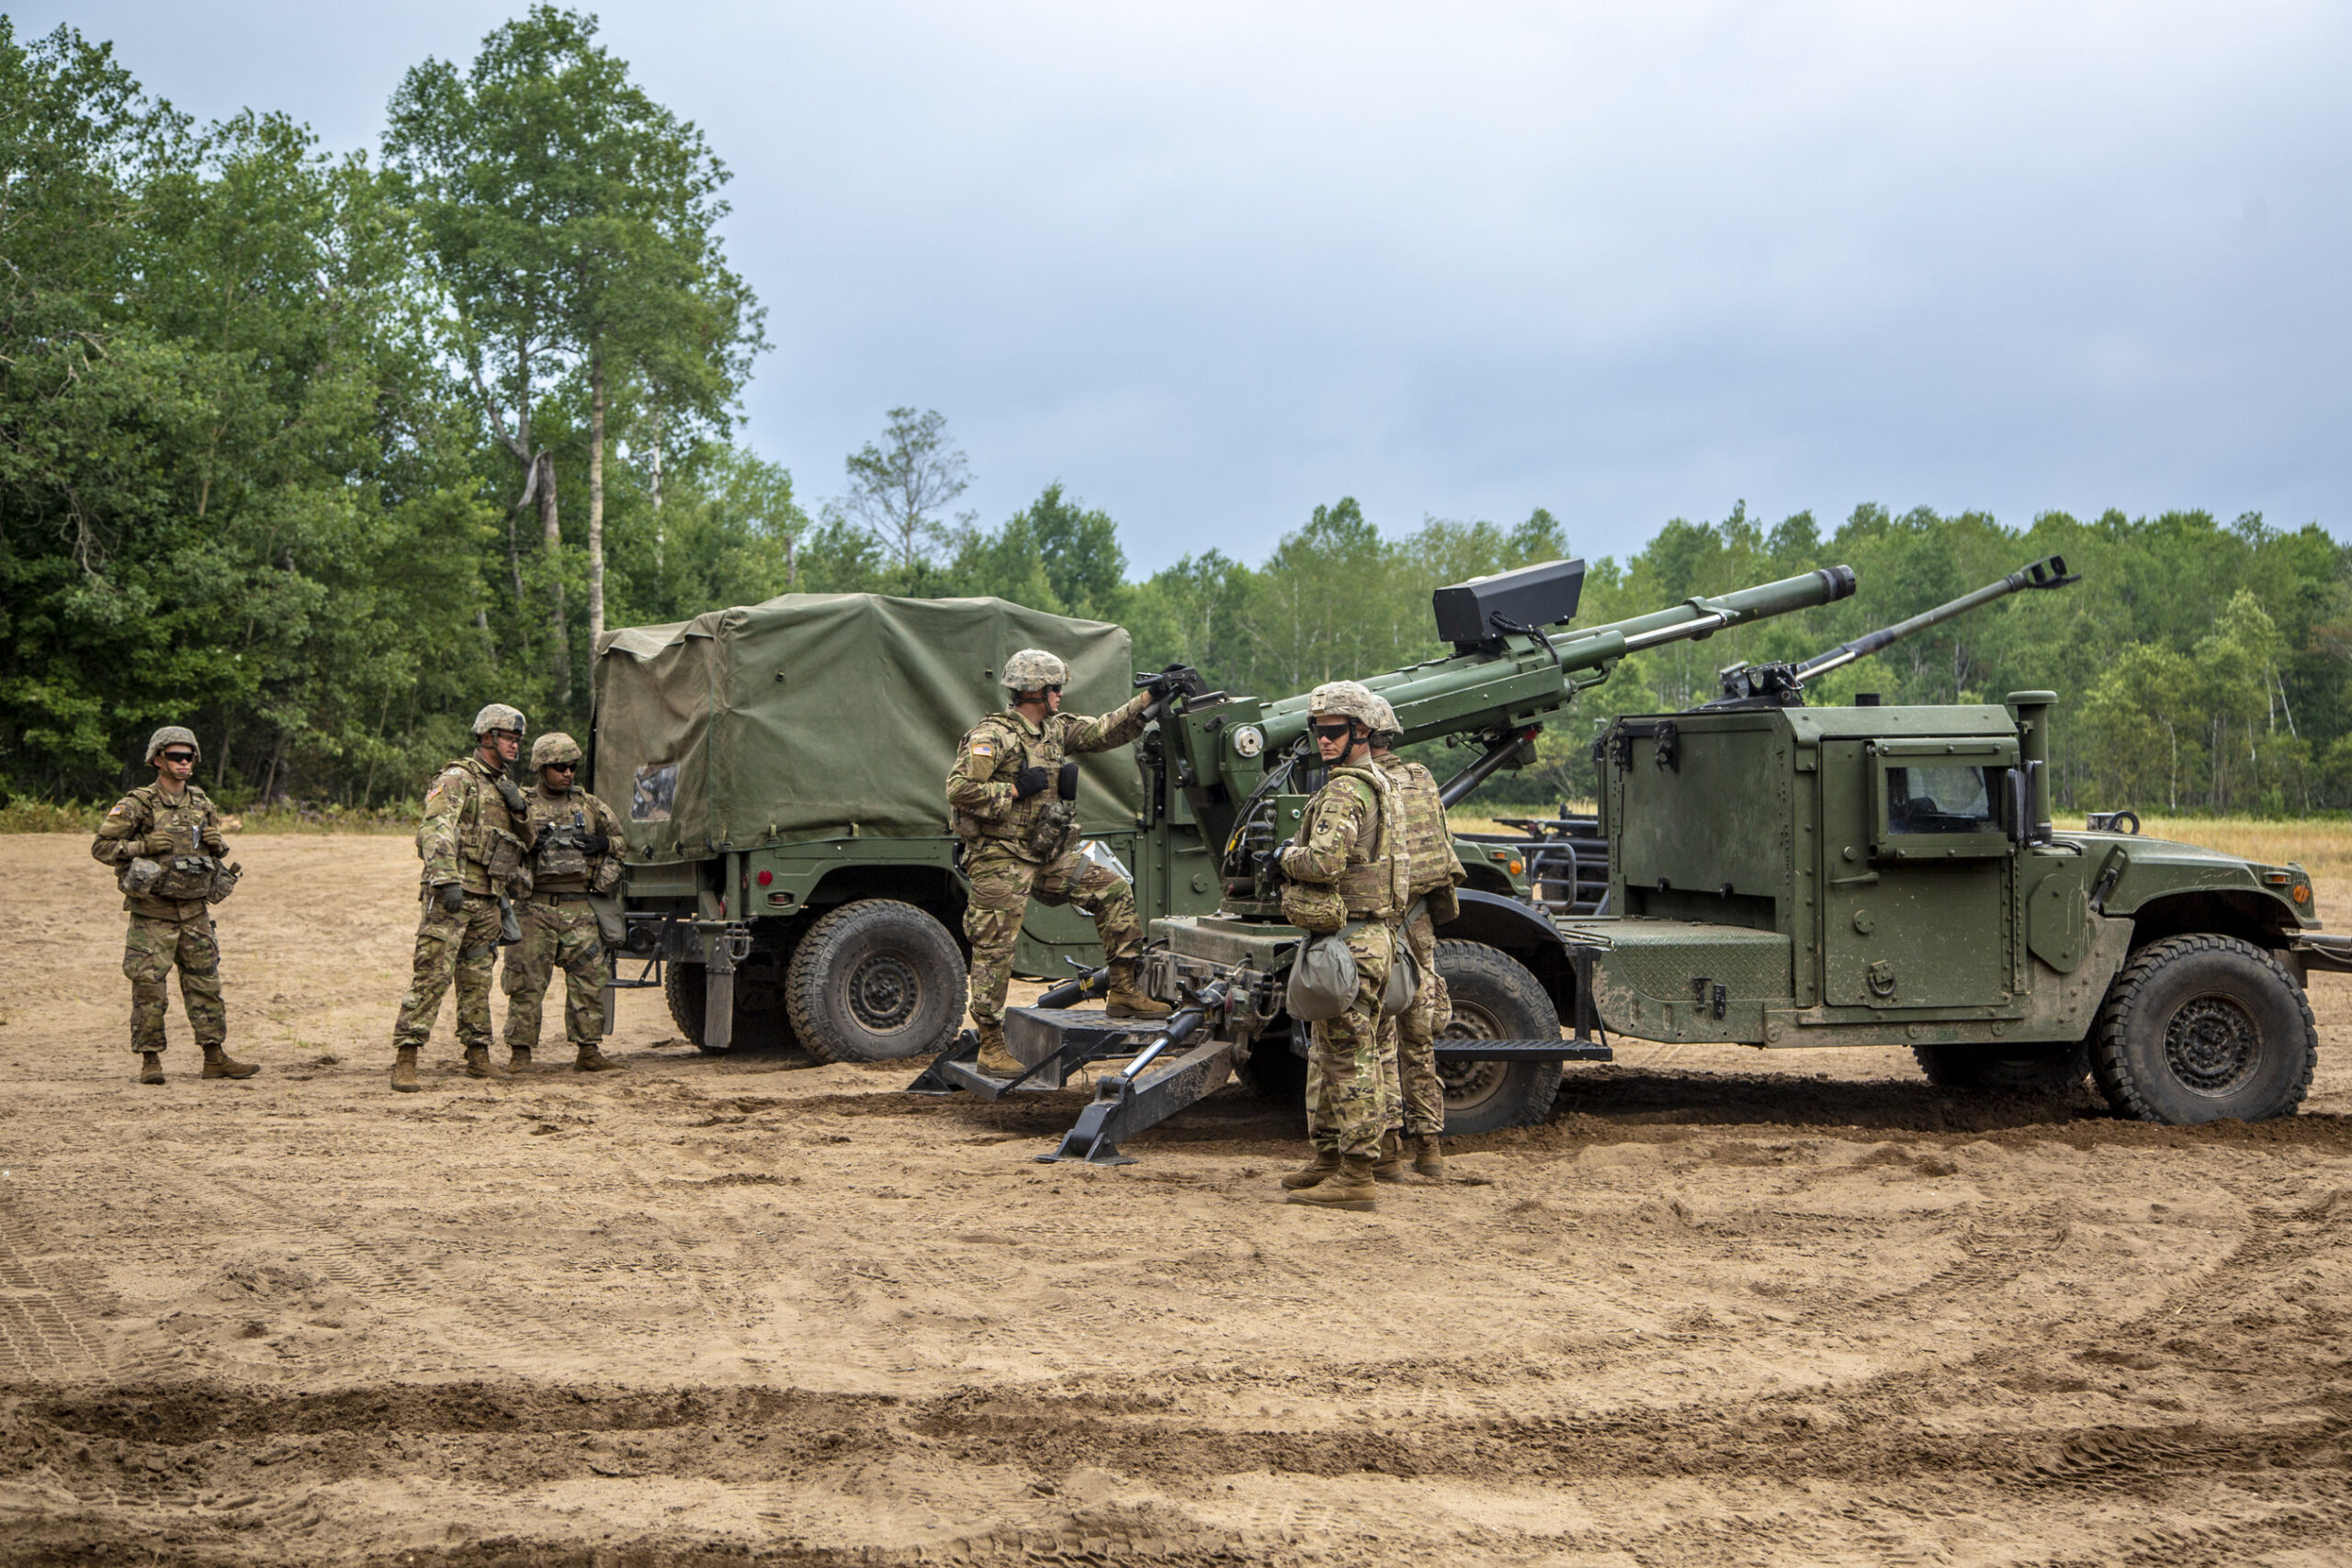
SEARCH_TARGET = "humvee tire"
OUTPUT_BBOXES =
[1432,940,1563,1136]
[1910,1041,2089,1096]
[2091,933,2316,1123]
[664,948,792,1054]
[786,898,966,1063]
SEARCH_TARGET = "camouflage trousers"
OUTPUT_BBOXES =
[962,841,1140,1029]
[390,889,503,1052]
[1305,920,1395,1160]
[1377,911,1450,1135]
[123,912,225,1053]
[503,896,606,1050]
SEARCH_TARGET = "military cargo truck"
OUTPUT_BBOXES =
[590,593,1536,1066]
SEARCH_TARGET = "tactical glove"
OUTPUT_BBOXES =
[201,828,228,854]
[142,832,180,856]
[580,832,610,855]
[1013,766,1051,800]
[1257,836,1295,879]
[436,882,466,914]
[1056,761,1080,800]
[1147,664,1201,701]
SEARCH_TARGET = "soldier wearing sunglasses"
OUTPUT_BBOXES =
[90,728,256,1084]
[945,648,1187,1075]
[1270,682,1409,1211]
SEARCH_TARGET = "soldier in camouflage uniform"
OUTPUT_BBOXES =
[946,649,1186,1076]
[389,704,534,1092]
[89,727,256,1085]
[502,732,628,1074]
[1272,681,1409,1212]
[1365,693,1464,1181]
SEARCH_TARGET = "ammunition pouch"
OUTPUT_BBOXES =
[1423,884,1461,927]
[480,827,528,887]
[1279,880,1347,935]
[534,818,592,883]
[118,857,164,897]
[206,860,243,905]
[146,852,219,902]
[1020,800,1081,864]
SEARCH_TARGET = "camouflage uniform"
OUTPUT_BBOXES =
[90,784,230,1056]
[503,781,625,1056]
[1277,761,1409,1161]
[390,756,530,1055]
[1374,753,1465,1137]
[945,691,1157,1032]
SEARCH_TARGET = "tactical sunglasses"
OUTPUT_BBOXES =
[161,750,198,763]
[544,761,576,772]
[1309,720,1355,742]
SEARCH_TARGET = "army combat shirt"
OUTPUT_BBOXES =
[944,691,1154,856]
[91,783,226,919]
[415,756,527,896]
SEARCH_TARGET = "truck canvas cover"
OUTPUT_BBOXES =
[593,593,1142,860]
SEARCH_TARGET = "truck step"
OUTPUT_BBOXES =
[1436,1039,1613,1062]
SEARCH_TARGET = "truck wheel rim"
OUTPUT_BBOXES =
[848,953,920,1033]
[2164,991,2261,1096]
[1437,1005,1506,1110]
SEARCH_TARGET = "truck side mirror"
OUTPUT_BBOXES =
[2004,768,2030,847]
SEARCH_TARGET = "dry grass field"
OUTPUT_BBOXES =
[0,832,2346,1566]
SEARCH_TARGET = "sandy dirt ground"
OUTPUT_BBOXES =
[1,831,2347,1567]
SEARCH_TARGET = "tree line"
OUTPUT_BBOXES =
[5,15,2348,820]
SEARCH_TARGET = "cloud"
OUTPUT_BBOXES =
[34,0,2352,567]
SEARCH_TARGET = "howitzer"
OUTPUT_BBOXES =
[938,558,1860,1161]
[1710,554,2078,707]
[1153,560,1858,892]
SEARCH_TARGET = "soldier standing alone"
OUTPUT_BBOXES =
[89,727,256,1085]
[388,704,533,1092]
[1364,694,1464,1182]
[1272,681,1409,1212]
[945,649,1182,1075]
[501,732,628,1074]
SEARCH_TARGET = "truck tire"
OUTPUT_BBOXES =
[1431,939,1563,1136]
[1238,1035,1307,1104]
[2090,933,2316,1123]
[662,949,793,1055]
[1910,1041,2089,1095]
[786,898,966,1064]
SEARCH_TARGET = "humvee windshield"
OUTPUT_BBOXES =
[1887,764,1998,835]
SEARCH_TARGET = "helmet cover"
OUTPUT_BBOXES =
[144,726,200,764]
[1000,649,1069,694]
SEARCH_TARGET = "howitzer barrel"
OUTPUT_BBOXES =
[1795,555,2075,681]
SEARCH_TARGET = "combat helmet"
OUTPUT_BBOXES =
[1001,649,1069,695]
[532,732,582,770]
[1306,680,1387,733]
[144,726,200,764]
[471,703,527,739]
[1362,692,1402,743]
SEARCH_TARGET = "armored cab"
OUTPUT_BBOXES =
[1568,693,2343,1122]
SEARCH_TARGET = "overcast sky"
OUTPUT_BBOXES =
[23,1,2352,571]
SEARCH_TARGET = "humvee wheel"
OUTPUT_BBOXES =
[786,898,965,1063]
[663,948,792,1054]
[1431,940,1563,1136]
[2091,933,2316,1123]
[1910,1040,2089,1096]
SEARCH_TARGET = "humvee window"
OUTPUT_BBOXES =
[1886,764,1997,835]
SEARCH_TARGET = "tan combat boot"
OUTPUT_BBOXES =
[137,1051,165,1086]
[973,1022,1023,1077]
[461,1045,512,1081]
[1102,962,1171,1020]
[507,1046,534,1075]
[573,1043,625,1073]
[1284,1153,1377,1212]
[201,1044,259,1079]
[1410,1134,1446,1180]
[1372,1129,1408,1183]
[390,1046,420,1093]
[1280,1146,1341,1190]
